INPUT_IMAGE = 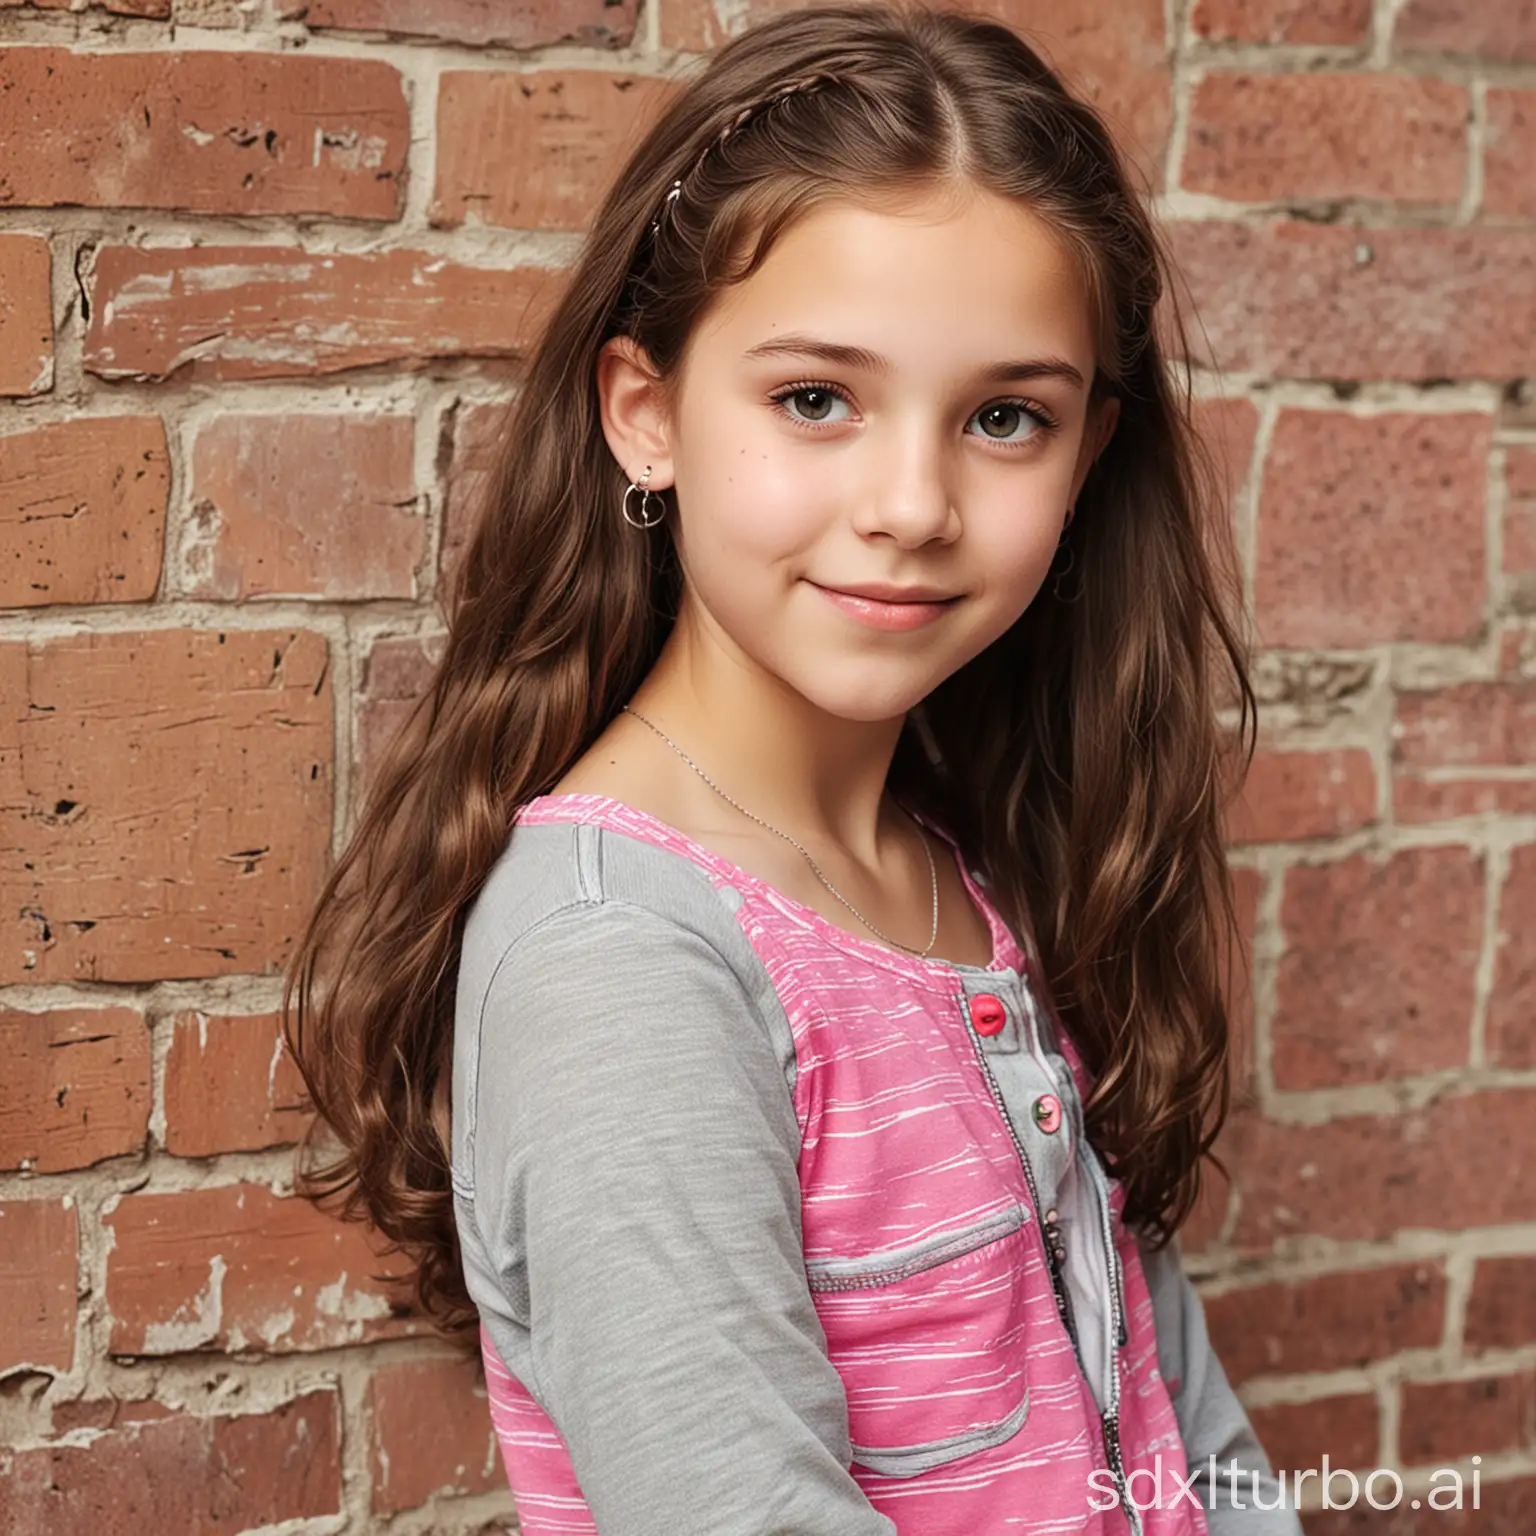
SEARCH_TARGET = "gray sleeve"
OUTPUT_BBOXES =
[471,899,897,1536]
[1139,1233,1302,1535]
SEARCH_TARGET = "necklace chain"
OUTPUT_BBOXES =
[620,703,940,957]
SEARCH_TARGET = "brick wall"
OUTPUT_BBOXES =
[0,0,1531,1529]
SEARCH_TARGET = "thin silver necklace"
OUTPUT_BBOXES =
[620,703,940,957]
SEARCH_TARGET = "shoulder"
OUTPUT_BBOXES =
[454,815,797,1097]
[460,816,776,1009]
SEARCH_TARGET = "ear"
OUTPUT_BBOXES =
[1068,394,1120,509]
[596,335,676,490]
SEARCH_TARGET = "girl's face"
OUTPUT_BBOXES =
[629,184,1116,723]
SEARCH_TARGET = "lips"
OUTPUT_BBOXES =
[809,581,960,632]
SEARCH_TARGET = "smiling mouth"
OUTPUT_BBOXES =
[808,581,961,631]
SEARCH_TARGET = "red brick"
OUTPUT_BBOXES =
[355,632,447,805]
[439,397,511,579]
[659,0,1173,191]
[1467,1255,1536,1352]
[1253,410,1489,647]
[1246,1392,1378,1472]
[184,414,423,601]
[1401,1370,1534,1462]
[1396,0,1536,62]
[0,0,167,14]
[103,1182,420,1355]
[434,71,681,234]
[1489,844,1536,1068]
[279,0,637,48]
[1273,848,1482,1088]
[1190,0,1371,44]
[0,233,52,397]
[0,49,405,220]
[1193,393,1260,509]
[1184,74,1465,206]
[1225,864,1262,1084]
[1394,775,1536,823]
[84,245,561,384]
[1203,1262,1445,1386]
[162,1010,310,1157]
[0,1006,150,1171]
[1485,90,1536,219]
[1398,681,1536,765]
[1505,444,1536,582]
[1168,222,1536,382]
[368,1355,504,1513]
[0,415,167,608]
[0,1200,76,1372]
[1,628,333,985]
[1220,1089,1536,1249]
[0,1391,340,1534]
[1305,1477,1536,1535]
[1228,746,1376,846]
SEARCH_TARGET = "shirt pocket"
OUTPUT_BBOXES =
[804,1200,1034,1479]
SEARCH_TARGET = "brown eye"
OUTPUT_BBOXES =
[978,404,1023,439]
[794,388,836,421]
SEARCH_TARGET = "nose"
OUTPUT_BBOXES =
[851,418,959,546]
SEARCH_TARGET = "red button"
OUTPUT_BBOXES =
[969,993,1006,1036]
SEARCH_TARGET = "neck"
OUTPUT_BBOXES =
[626,603,913,867]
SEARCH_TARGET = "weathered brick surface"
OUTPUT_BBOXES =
[1485,89,1536,219]
[1400,1371,1535,1463]
[1219,1089,1536,1248]
[367,1354,504,1513]
[1273,848,1484,1088]
[1169,223,1535,382]
[0,232,52,396]
[0,415,168,608]
[1394,683,1536,823]
[1395,0,1536,62]
[0,1199,77,1372]
[184,413,424,600]
[2,0,1531,1522]
[1246,1392,1379,1473]
[0,1391,342,1534]
[1489,844,1536,1069]
[162,1009,310,1156]
[434,71,681,233]
[1227,746,1377,846]
[439,396,512,578]
[1189,0,1372,44]
[279,0,638,48]
[103,1182,420,1354]
[355,631,448,805]
[0,1006,150,1170]
[1184,73,1467,206]
[1203,1261,1446,1387]
[2,628,333,984]
[1466,1254,1536,1352]
[84,245,561,383]
[1253,409,1489,648]
[0,48,407,218]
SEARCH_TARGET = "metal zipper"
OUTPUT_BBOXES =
[1085,1135,1138,1532]
[1019,984,1139,1533]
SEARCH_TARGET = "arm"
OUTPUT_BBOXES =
[470,899,897,1536]
[1138,1233,1303,1535]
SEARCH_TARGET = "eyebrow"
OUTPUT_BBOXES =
[741,333,1087,390]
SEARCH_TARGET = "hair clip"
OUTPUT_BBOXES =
[649,71,838,239]
[649,178,683,237]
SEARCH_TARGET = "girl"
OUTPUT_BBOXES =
[286,5,1301,1533]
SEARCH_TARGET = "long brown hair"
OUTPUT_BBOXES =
[283,0,1256,1337]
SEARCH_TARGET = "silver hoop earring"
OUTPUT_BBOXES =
[622,464,666,529]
